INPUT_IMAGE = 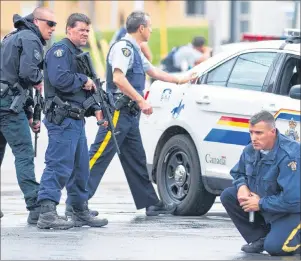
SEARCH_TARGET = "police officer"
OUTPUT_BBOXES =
[83,11,196,217]
[0,7,55,222]
[36,13,108,230]
[220,111,300,256]
[162,36,212,73]
[110,13,152,62]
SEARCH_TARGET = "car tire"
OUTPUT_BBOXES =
[156,134,216,216]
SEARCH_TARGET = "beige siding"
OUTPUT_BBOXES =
[1,0,207,38]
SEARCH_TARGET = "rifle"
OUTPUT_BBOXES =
[32,90,44,157]
[78,52,120,155]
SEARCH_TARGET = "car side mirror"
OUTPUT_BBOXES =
[289,84,301,100]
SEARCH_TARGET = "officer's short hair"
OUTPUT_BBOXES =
[249,111,276,129]
[192,37,205,48]
[33,7,54,18]
[65,13,91,34]
[126,11,150,34]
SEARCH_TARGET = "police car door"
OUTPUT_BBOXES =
[194,50,280,187]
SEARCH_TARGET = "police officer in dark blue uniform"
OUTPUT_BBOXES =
[0,7,55,222]
[84,11,196,217]
[36,13,108,230]
[221,111,300,256]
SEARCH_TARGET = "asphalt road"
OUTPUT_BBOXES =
[1,118,300,260]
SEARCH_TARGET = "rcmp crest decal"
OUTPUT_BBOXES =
[54,49,64,58]
[285,118,299,142]
[121,48,131,57]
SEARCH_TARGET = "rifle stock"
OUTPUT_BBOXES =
[80,52,120,155]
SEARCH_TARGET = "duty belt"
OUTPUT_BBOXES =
[113,93,140,116]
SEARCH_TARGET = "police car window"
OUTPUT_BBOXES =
[227,52,277,91]
[206,57,236,86]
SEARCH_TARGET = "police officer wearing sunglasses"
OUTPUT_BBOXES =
[0,7,55,222]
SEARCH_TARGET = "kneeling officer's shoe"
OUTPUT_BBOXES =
[146,201,176,216]
[241,237,265,253]
[37,200,74,230]
[71,204,108,228]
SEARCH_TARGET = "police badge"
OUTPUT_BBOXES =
[121,48,131,57]
[54,49,64,58]
[288,161,297,171]
[285,118,300,142]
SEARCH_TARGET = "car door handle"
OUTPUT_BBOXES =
[262,104,279,112]
[196,96,211,105]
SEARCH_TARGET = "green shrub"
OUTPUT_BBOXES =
[55,26,208,66]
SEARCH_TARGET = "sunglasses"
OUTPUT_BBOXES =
[36,18,57,27]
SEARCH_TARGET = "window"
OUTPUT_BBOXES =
[227,52,277,91]
[206,58,236,86]
[240,1,250,14]
[186,0,206,16]
[277,57,301,96]
[240,20,249,34]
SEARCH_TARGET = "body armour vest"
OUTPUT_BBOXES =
[106,40,146,97]
[44,38,90,109]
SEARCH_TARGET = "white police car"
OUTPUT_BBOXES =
[140,36,301,216]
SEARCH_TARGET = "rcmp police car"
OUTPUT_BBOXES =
[140,35,301,216]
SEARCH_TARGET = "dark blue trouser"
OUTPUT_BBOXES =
[0,111,40,210]
[85,109,159,209]
[38,117,90,206]
[221,187,300,256]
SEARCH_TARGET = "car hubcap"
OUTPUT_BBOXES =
[165,150,191,201]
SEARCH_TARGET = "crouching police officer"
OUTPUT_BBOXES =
[84,11,196,217]
[221,111,300,256]
[36,13,108,230]
[0,7,55,222]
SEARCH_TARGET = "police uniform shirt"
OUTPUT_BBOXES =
[173,43,203,70]
[45,42,88,93]
[108,33,154,84]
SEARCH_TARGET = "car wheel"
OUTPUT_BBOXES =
[156,134,216,216]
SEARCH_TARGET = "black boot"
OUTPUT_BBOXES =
[28,206,67,225]
[0,211,3,218]
[37,200,74,230]
[71,204,108,228]
[241,237,265,253]
[146,201,176,216]
[65,202,99,218]
[27,207,41,225]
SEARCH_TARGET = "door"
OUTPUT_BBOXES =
[195,51,279,187]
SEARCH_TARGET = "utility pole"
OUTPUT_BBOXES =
[207,1,223,54]
[159,0,168,59]
[229,0,238,43]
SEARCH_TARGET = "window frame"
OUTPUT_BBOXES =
[274,53,301,96]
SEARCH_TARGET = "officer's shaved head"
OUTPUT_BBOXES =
[33,6,54,18]
[126,11,150,33]
[250,111,276,129]
[32,6,56,40]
